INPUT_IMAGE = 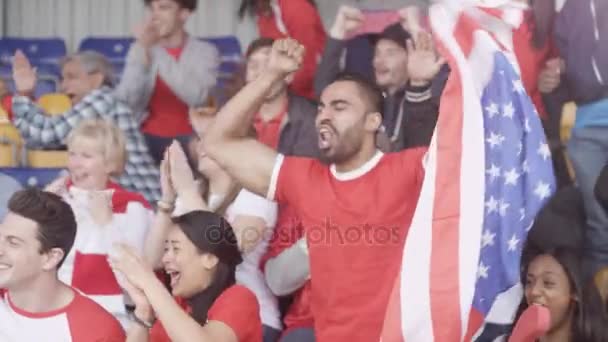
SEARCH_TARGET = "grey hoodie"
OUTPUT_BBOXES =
[555,0,608,104]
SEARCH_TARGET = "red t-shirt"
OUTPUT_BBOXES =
[268,149,426,342]
[512,10,558,120]
[254,102,288,149]
[0,288,125,341]
[149,285,262,342]
[142,46,192,137]
[257,0,326,99]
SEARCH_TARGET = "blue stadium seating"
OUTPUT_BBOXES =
[0,77,59,99]
[0,37,67,65]
[0,167,64,188]
[78,37,134,63]
[200,36,243,78]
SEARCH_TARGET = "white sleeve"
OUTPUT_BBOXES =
[110,202,154,256]
[230,189,278,228]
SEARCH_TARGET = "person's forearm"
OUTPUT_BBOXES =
[265,238,310,296]
[206,72,283,145]
[144,211,173,268]
[126,324,150,342]
[143,276,213,342]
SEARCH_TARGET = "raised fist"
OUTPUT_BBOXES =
[266,38,306,77]
[329,5,364,40]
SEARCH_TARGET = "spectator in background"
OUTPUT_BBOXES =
[514,0,572,189]
[513,247,608,341]
[552,0,608,275]
[0,188,125,341]
[238,0,326,100]
[315,6,444,152]
[245,38,319,157]
[0,173,21,221]
[11,50,161,203]
[187,115,283,341]
[116,0,219,165]
[42,119,155,328]
[242,37,318,342]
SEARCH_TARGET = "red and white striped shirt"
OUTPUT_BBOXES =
[58,182,153,328]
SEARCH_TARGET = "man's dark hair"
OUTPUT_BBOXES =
[8,188,77,269]
[245,37,275,59]
[144,0,197,11]
[332,72,385,116]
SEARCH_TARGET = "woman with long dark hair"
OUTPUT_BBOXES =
[513,247,608,341]
[238,0,326,99]
[110,143,263,342]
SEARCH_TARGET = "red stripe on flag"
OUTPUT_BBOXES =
[428,11,480,340]
[381,275,405,342]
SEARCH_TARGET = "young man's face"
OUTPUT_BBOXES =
[373,39,409,92]
[148,0,191,38]
[0,213,55,289]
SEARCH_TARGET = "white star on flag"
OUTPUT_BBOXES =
[504,168,520,186]
[534,181,552,201]
[507,234,520,252]
[502,102,515,119]
[513,79,525,93]
[486,132,505,149]
[485,102,499,118]
[486,164,501,182]
[482,230,496,248]
[537,142,551,161]
[499,199,510,217]
[478,262,490,279]
[519,208,525,222]
[485,196,499,214]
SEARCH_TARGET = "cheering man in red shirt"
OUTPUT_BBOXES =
[205,38,441,341]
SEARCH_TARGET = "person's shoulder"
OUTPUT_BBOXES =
[187,37,220,57]
[282,155,327,174]
[109,183,152,213]
[70,292,123,328]
[213,285,259,311]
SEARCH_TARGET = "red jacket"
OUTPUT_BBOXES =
[257,0,326,99]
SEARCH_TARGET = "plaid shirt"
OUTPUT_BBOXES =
[12,86,161,203]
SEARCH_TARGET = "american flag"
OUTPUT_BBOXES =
[381,2,555,341]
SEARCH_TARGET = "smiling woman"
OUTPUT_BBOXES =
[513,247,608,342]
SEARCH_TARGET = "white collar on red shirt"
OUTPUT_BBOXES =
[330,150,384,181]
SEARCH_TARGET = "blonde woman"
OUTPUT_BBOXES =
[47,119,155,328]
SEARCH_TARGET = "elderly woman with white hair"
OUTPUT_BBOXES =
[10,49,161,203]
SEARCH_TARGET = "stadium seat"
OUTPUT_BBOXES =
[200,36,243,79]
[0,123,23,167]
[26,149,68,168]
[78,37,134,62]
[560,102,576,143]
[37,93,71,115]
[0,167,64,188]
[1,77,59,99]
[0,37,67,65]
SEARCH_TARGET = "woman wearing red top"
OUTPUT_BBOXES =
[110,146,262,342]
[239,0,326,99]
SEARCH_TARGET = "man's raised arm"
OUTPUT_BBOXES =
[204,39,306,197]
